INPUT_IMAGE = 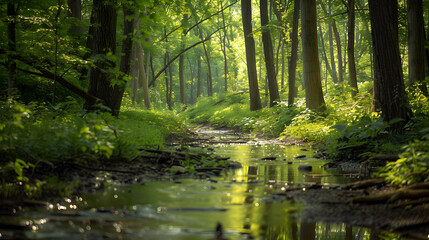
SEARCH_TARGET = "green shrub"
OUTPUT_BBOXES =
[377,133,429,186]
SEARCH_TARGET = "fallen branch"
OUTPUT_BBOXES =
[70,163,138,174]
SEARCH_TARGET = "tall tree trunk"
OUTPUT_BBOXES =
[281,40,285,89]
[407,0,428,95]
[135,14,150,109]
[197,25,213,96]
[137,43,151,109]
[84,0,118,113]
[288,0,299,106]
[332,21,343,84]
[241,0,262,111]
[301,0,326,111]
[328,22,338,84]
[179,54,187,105]
[114,2,135,115]
[164,52,170,109]
[179,13,188,105]
[220,0,228,92]
[369,0,411,133]
[426,17,429,83]
[372,51,381,112]
[168,53,173,110]
[7,3,17,98]
[197,56,202,98]
[188,58,194,104]
[318,21,334,84]
[260,0,280,107]
[130,49,138,103]
[67,0,82,38]
[347,0,358,97]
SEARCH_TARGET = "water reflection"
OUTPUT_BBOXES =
[0,144,403,239]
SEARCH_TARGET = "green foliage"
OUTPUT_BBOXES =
[119,100,189,149]
[184,92,301,137]
[377,133,429,186]
[408,87,429,117]
[0,100,189,199]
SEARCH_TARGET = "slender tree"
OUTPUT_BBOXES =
[115,1,135,114]
[220,0,228,92]
[197,25,213,97]
[137,43,151,109]
[197,55,202,99]
[288,0,299,106]
[332,21,343,84]
[407,0,428,95]
[328,22,338,84]
[241,0,262,111]
[260,0,280,107]
[347,0,358,97]
[6,3,17,98]
[300,0,326,111]
[369,0,411,133]
[179,13,188,105]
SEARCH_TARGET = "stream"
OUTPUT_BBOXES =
[0,127,404,239]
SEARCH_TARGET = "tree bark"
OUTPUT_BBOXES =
[188,58,194,104]
[197,25,213,97]
[179,13,188,105]
[426,17,429,84]
[197,56,202,98]
[130,49,138,103]
[84,0,118,113]
[7,3,17,98]
[288,0,299,106]
[369,0,411,133]
[318,21,334,85]
[114,2,135,115]
[179,54,187,105]
[167,53,173,110]
[301,0,326,111]
[328,22,338,84]
[67,0,82,38]
[241,0,262,111]
[137,43,151,109]
[220,0,228,92]
[260,0,280,107]
[332,21,343,84]
[407,0,428,95]
[347,0,358,97]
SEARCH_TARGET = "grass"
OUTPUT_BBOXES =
[0,99,189,199]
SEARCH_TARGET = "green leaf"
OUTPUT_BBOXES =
[330,124,347,133]
[388,118,404,125]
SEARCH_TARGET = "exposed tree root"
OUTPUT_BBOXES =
[351,182,429,204]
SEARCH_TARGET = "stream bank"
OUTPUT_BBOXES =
[1,125,428,239]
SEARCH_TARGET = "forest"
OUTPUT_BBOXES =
[0,0,429,239]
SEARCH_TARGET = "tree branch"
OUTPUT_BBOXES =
[149,27,224,87]
[156,0,239,43]
[185,0,239,35]
[0,48,100,104]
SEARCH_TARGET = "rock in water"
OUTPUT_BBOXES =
[298,165,312,172]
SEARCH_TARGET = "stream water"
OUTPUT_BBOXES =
[0,128,403,239]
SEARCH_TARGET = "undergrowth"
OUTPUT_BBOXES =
[0,99,188,199]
